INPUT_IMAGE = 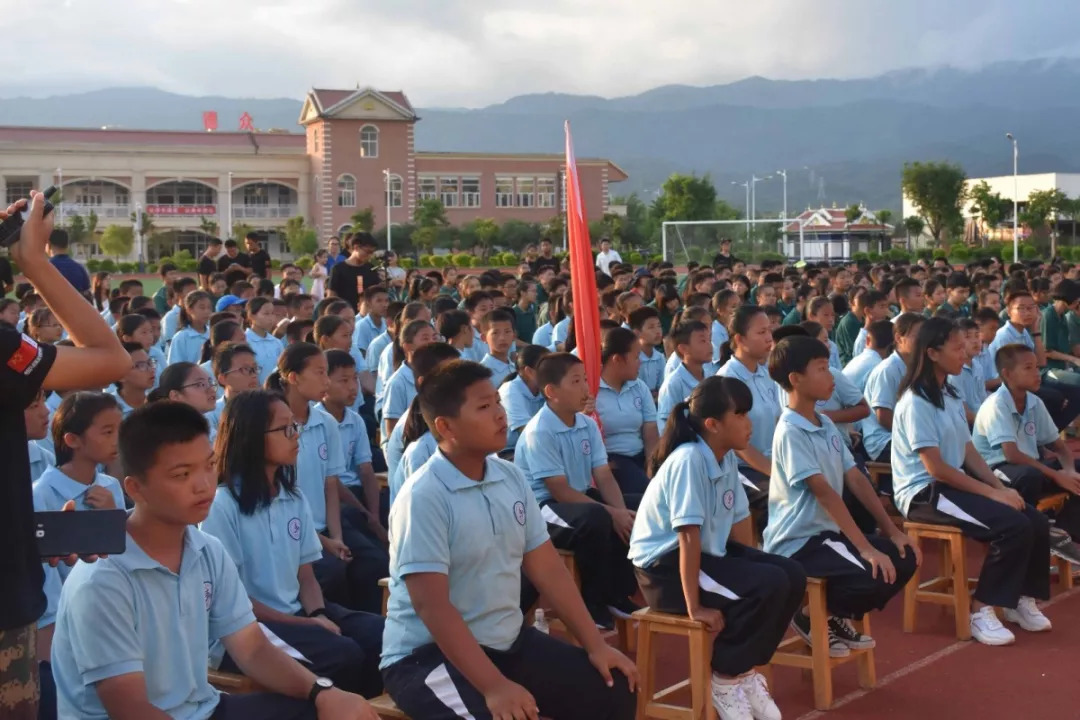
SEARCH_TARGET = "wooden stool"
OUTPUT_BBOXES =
[769,578,875,710]
[1037,493,1076,590]
[901,522,972,640]
[380,577,390,616]
[370,693,410,719]
[545,550,634,652]
[633,608,715,720]
[865,462,891,492]
[375,472,389,490]
[207,669,260,693]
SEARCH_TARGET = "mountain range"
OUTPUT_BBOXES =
[4,58,1080,216]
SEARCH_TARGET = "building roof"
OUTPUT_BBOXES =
[415,151,628,181]
[0,125,305,150]
[784,206,893,233]
[303,87,416,124]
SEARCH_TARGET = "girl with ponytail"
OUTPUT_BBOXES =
[498,343,550,450]
[630,376,805,719]
[166,290,213,365]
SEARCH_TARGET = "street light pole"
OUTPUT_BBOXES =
[227,171,234,240]
[1006,133,1019,263]
[750,174,771,249]
[732,181,750,243]
[776,169,788,254]
[56,167,63,227]
[383,169,392,251]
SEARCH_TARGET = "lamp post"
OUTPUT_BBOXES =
[56,167,63,227]
[776,169,788,254]
[227,171,234,240]
[383,169,392,251]
[750,174,771,250]
[1006,133,1019,263]
[732,181,750,242]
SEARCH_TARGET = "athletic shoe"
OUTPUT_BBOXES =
[711,676,753,720]
[790,611,849,658]
[606,596,643,621]
[740,671,782,720]
[1002,596,1052,632]
[827,616,876,650]
[1049,531,1080,566]
[588,603,614,631]
[970,606,1016,645]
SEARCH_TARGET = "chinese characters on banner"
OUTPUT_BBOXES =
[239,112,254,131]
[202,111,218,132]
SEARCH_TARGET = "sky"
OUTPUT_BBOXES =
[8,0,1080,106]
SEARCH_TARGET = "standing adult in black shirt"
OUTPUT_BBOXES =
[530,237,561,276]
[0,191,131,719]
[197,237,223,290]
[712,237,739,269]
[244,232,271,280]
[328,232,380,311]
[216,239,250,274]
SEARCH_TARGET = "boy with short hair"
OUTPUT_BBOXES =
[937,272,972,319]
[842,320,893,392]
[480,308,516,387]
[514,353,642,629]
[462,291,495,362]
[859,313,925,471]
[50,402,376,720]
[892,278,925,318]
[629,306,664,397]
[806,297,840,370]
[950,319,989,424]
[765,335,919,657]
[850,290,890,361]
[353,286,389,356]
[383,360,636,720]
[656,320,712,436]
[974,307,1002,393]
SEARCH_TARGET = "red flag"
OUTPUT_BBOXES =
[564,122,601,403]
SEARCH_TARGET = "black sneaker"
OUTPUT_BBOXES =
[828,616,876,650]
[606,596,643,621]
[790,611,850,657]
[1050,532,1080,566]
[588,603,614,631]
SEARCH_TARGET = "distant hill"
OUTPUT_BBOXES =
[5,59,1080,214]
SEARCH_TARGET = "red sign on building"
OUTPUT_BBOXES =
[202,111,218,132]
[145,205,217,216]
[239,112,254,131]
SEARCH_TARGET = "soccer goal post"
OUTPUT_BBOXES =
[661,218,809,265]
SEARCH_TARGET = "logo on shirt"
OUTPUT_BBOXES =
[581,439,591,455]
[722,489,735,510]
[633,396,643,410]
[7,334,41,376]
[513,501,526,526]
[288,517,302,541]
[203,581,214,610]
[318,443,328,460]
[347,441,356,458]
[831,435,842,453]
[816,399,827,407]
[1025,421,1036,436]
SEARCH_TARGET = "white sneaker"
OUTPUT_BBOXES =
[711,675,753,720]
[1002,596,1052,632]
[740,672,782,720]
[970,606,1016,646]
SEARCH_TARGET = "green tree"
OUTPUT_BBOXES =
[900,161,967,248]
[654,173,718,221]
[412,226,439,256]
[232,223,255,242]
[543,215,565,243]
[498,219,542,253]
[967,181,1010,246]
[68,215,87,247]
[713,199,740,221]
[349,207,375,233]
[100,225,134,260]
[86,210,99,247]
[470,218,499,258]
[843,204,862,225]
[414,198,449,229]
[1021,188,1068,256]
[903,216,925,245]
[283,216,319,256]
[199,216,219,237]
[1062,196,1080,247]
[874,209,893,253]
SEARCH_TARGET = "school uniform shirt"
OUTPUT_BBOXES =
[38,391,63,455]
[200,484,324,615]
[148,344,167,388]
[204,395,226,439]
[531,322,554,350]
[778,368,863,446]
[971,346,995,389]
[381,450,548,669]
[629,438,747,569]
[461,327,489,362]
[828,339,842,370]
[972,384,1058,468]
[717,356,781,462]
[596,377,657,457]
[167,326,210,366]
[28,441,54,483]
[317,403,373,489]
[161,304,182,346]
[106,387,142,419]
[514,405,608,505]
[374,342,397,415]
[385,408,410,500]
[987,322,1034,378]
[842,349,882,393]
[948,364,987,414]
[859,351,906,461]
[296,404,346,532]
[551,316,572,350]
[353,314,386,355]
[381,363,416,439]
[851,326,868,358]
[762,410,857,558]
[513,303,538,344]
[1042,305,1072,371]
[243,328,285,388]
[711,320,729,364]
[891,389,971,516]
[638,348,665,395]
[781,307,802,326]
[32,466,125,515]
[398,432,439,496]
[51,527,254,720]
[657,361,704,436]
[499,376,545,449]
[481,353,515,388]
[366,331,392,374]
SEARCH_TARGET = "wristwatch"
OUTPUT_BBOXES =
[308,677,334,703]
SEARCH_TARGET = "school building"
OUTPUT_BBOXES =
[0,87,627,260]
[781,206,894,261]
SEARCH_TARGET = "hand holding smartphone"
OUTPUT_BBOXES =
[36,507,126,560]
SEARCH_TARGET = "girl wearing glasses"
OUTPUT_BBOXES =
[150,362,218,414]
[117,313,165,387]
[200,319,245,400]
[206,343,260,437]
[109,342,156,419]
[28,307,64,344]
[201,390,384,697]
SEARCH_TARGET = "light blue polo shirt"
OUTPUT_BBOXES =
[162,304,182,345]
[385,407,410,499]
[514,404,607,505]
[859,351,907,460]
[382,363,416,438]
[499,376,545,450]
[466,327,490,362]
[532,323,554,350]
[842,349,882,392]
[366,331,392,374]
[39,392,63,455]
[852,326,868,358]
[33,466,125,514]
[987,322,1034,378]
[200,484,324,615]
[374,342,396,415]
[204,395,226,438]
[891,389,971,516]
[828,339,841,370]
[38,565,62,629]
[949,364,987,414]
[399,433,439,495]
[353,314,386,355]
[317,403,373,488]
[629,438,747,568]
[148,344,167,388]
[972,346,994,388]
[296,404,346,531]
[777,368,864,447]
[481,354,515,388]
[972,384,1058,468]
[638,348,664,395]
[551,316,572,350]
[711,320,729,364]
[596,377,657,457]
[763,409,857,558]
[242,328,284,387]
[657,361,703,436]
[663,351,718,380]
[381,451,548,668]
[167,326,210,366]
[51,527,254,720]
[28,441,54,482]
[718,356,781,461]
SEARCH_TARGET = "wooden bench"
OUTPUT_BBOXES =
[769,577,875,711]
[633,608,716,720]
[370,693,410,719]
[207,669,261,693]
[901,522,973,640]
[1037,492,1076,590]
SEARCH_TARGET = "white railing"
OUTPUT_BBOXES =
[232,204,299,219]
[61,204,131,220]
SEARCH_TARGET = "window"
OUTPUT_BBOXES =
[439,177,460,207]
[243,185,269,206]
[6,181,32,205]
[146,181,214,206]
[516,177,535,208]
[313,129,320,153]
[418,177,437,201]
[386,175,403,208]
[75,190,102,206]
[461,177,480,207]
[360,125,379,158]
[495,177,514,207]
[537,177,556,208]
[337,175,356,207]
[115,188,130,206]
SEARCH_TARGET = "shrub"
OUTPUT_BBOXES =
[915,248,934,261]
[431,256,448,268]
[949,244,971,261]
[500,252,518,266]
[86,259,101,273]
[451,253,472,266]
[932,250,947,260]
[400,257,415,269]
[418,255,434,268]
[146,262,158,274]
[758,251,786,263]
[295,255,314,271]
[867,252,882,262]
[852,252,869,263]
[118,262,137,273]
[1021,244,1039,260]
[469,256,485,267]
[886,248,909,262]
[99,259,117,272]
[270,259,282,270]
[629,251,644,264]
[650,254,664,264]
[180,259,198,272]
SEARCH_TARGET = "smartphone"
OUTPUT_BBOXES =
[0,186,59,247]
[34,509,127,558]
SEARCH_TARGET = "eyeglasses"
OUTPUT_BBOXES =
[224,366,258,377]
[265,421,302,440]
[181,379,217,391]
[133,359,158,371]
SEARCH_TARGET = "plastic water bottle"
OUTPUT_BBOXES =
[534,608,550,634]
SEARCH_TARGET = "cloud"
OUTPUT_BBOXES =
[7,0,1080,106]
